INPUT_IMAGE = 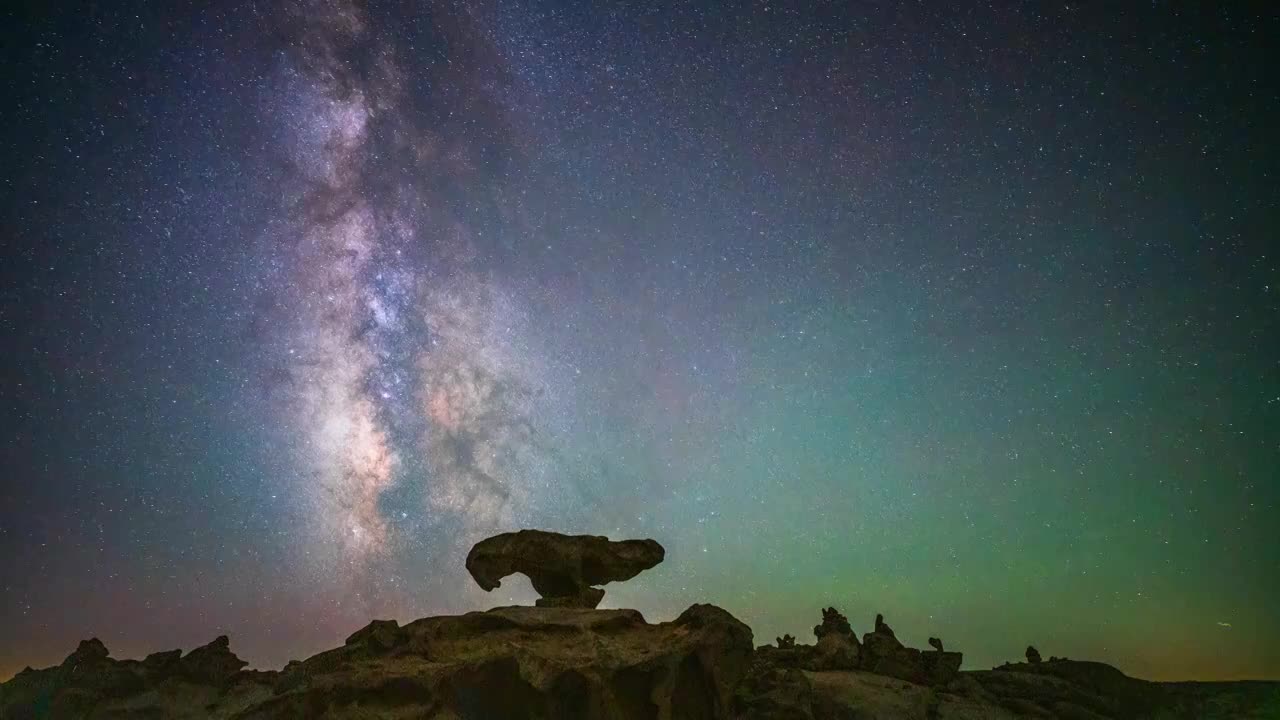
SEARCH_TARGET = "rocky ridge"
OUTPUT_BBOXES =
[2,529,1276,719]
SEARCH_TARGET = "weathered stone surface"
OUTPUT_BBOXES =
[466,529,664,608]
[3,579,1279,719]
[1,603,753,719]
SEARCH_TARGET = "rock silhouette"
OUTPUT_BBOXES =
[465,529,664,608]
[2,528,1277,719]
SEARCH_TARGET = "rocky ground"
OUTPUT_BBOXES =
[3,531,1276,718]
[4,604,1276,719]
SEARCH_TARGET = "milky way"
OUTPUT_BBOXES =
[266,1,569,589]
[2,0,1277,682]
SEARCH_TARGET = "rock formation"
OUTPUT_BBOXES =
[4,528,1278,719]
[465,529,664,608]
[749,607,961,700]
[813,607,854,639]
[61,639,109,668]
[809,607,861,672]
[0,605,753,719]
[874,612,895,638]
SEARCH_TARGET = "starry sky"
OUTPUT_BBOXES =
[1,0,1277,683]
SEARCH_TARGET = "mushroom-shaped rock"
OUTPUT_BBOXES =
[466,529,664,608]
[928,637,944,652]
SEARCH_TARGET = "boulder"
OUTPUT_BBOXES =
[466,529,664,608]
[1027,645,1043,664]
[929,637,944,652]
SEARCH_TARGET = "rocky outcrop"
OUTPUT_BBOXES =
[809,608,860,672]
[179,635,248,684]
[813,607,853,640]
[466,529,665,608]
[0,603,753,719]
[61,639,109,668]
[3,524,1277,720]
[5,619,1280,720]
[0,636,269,720]
[751,609,960,688]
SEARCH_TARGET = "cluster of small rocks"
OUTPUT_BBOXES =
[752,608,963,686]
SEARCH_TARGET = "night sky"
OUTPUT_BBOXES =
[2,1,1277,683]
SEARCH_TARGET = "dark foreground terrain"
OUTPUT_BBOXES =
[2,604,1276,719]
[4,532,1276,718]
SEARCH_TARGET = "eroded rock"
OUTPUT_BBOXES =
[466,529,664,608]
[61,639,109,668]
[179,635,247,684]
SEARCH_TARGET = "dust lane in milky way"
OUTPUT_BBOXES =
[265,2,571,592]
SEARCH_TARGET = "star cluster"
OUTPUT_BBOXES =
[1,0,1276,681]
